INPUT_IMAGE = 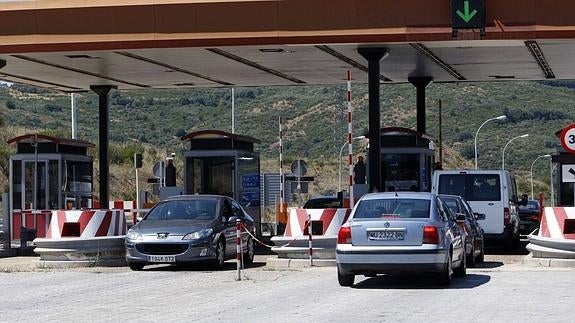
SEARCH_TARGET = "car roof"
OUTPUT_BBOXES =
[361,192,434,200]
[165,194,225,201]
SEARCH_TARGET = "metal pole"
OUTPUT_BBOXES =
[71,93,77,139]
[338,142,347,192]
[474,115,507,170]
[502,134,529,170]
[530,155,551,200]
[236,218,242,281]
[135,167,140,225]
[549,158,555,207]
[33,134,38,210]
[438,100,443,167]
[308,214,313,266]
[347,70,355,209]
[231,88,235,134]
[279,117,284,220]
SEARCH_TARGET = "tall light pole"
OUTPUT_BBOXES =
[530,154,551,199]
[338,136,366,191]
[502,134,529,170]
[549,158,555,207]
[474,115,506,169]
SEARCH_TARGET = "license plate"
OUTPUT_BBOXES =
[148,255,176,263]
[369,230,405,241]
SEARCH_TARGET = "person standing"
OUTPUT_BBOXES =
[354,156,366,184]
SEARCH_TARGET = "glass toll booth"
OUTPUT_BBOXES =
[369,127,435,192]
[8,134,94,211]
[181,130,261,232]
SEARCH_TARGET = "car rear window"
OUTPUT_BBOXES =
[145,200,218,220]
[303,198,341,209]
[438,174,501,202]
[354,198,430,219]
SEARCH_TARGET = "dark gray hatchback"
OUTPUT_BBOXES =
[125,195,255,270]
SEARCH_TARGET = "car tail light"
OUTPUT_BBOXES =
[504,207,510,225]
[423,226,439,244]
[337,225,351,244]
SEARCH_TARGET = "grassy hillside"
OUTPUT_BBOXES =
[1,80,572,201]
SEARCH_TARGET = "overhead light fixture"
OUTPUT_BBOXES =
[489,75,515,79]
[175,83,195,87]
[65,54,100,59]
[258,48,286,53]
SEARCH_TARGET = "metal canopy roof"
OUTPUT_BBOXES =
[0,0,575,91]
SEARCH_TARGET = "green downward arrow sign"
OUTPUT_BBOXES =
[456,0,478,23]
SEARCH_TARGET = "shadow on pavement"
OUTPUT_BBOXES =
[485,240,529,256]
[352,273,490,290]
[473,261,504,269]
[141,260,267,272]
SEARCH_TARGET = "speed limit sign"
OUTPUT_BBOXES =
[560,124,575,154]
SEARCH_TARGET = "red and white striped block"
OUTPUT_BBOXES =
[284,208,351,237]
[46,209,127,239]
[539,207,575,240]
[109,200,136,213]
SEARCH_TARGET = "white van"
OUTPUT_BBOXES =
[431,170,521,248]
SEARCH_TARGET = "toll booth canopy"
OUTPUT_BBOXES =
[181,130,261,214]
[367,127,435,192]
[8,134,94,210]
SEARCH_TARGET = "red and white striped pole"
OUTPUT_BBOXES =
[308,214,313,266]
[279,116,284,217]
[236,218,242,281]
[347,70,355,209]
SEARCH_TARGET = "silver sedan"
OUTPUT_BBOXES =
[336,192,466,286]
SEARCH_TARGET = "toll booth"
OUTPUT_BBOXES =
[181,130,261,232]
[367,127,435,192]
[7,134,94,241]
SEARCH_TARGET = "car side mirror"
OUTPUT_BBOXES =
[520,194,528,206]
[456,213,466,223]
[474,212,486,220]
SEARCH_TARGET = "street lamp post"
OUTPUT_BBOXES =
[474,115,506,169]
[530,154,551,199]
[502,134,529,170]
[549,158,555,207]
[338,136,366,191]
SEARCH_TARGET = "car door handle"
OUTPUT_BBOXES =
[488,203,494,206]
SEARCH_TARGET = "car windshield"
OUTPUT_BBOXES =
[144,199,218,221]
[354,198,431,219]
[303,198,341,209]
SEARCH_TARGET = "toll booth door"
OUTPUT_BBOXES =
[23,160,48,210]
[186,157,234,197]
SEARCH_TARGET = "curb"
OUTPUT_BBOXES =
[522,254,575,268]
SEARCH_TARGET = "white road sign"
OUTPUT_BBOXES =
[562,164,575,183]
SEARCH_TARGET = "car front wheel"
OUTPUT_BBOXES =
[212,239,225,270]
[244,237,255,265]
[128,263,145,271]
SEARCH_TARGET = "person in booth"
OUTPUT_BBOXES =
[353,156,366,184]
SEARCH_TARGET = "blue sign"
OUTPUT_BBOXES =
[241,174,260,189]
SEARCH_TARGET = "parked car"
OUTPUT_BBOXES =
[303,196,342,209]
[518,199,542,235]
[336,192,466,287]
[432,169,524,249]
[125,195,255,271]
[438,194,485,267]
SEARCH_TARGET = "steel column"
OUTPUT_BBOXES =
[90,85,116,208]
[358,48,387,192]
[408,77,432,134]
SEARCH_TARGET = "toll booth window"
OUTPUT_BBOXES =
[48,161,58,209]
[24,160,47,209]
[12,160,22,209]
[186,157,233,197]
[382,154,419,191]
[64,161,92,193]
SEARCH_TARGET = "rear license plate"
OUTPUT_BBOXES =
[369,230,405,241]
[148,255,176,263]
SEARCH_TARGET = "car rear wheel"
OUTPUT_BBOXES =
[438,252,452,286]
[212,239,225,270]
[476,240,485,263]
[337,268,355,287]
[467,241,476,268]
[455,251,467,277]
[243,237,255,265]
[128,263,145,271]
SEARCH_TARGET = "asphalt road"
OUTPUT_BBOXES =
[0,248,574,323]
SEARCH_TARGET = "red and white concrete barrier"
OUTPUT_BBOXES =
[284,208,351,238]
[46,209,127,239]
[538,207,575,240]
